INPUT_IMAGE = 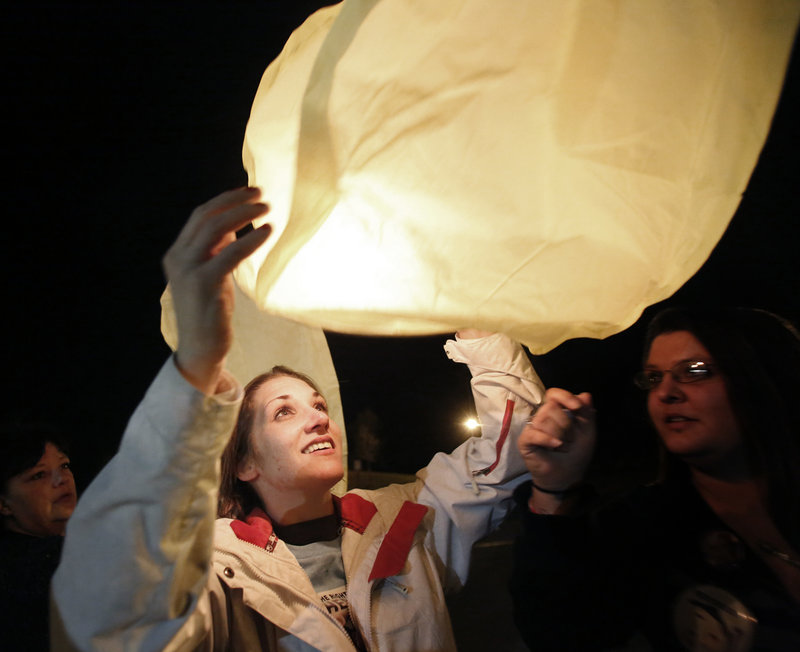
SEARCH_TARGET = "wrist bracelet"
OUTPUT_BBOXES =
[531,480,580,495]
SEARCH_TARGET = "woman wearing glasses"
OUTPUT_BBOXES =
[511,306,800,651]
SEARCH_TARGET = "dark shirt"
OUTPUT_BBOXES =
[510,479,800,651]
[0,530,64,651]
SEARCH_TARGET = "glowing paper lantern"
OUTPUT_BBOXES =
[236,0,799,353]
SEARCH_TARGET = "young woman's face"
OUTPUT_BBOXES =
[0,442,77,537]
[645,331,743,467]
[239,375,344,497]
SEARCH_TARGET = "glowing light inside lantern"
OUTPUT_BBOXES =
[236,0,799,353]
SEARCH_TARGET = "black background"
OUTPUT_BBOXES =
[5,3,799,490]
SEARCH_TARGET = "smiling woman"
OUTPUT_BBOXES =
[219,365,344,523]
[50,188,546,652]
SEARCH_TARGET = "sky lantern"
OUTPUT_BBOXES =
[234,0,799,353]
[164,1,798,485]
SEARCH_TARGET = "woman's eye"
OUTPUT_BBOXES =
[30,471,45,481]
[682,362,714,381]
[315,402,328,412]
[274,406,292,419]
[61,462,72,471]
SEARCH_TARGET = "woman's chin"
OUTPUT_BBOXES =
[325,468,345,488]
[311,463,345,490]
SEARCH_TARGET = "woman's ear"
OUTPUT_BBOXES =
[237,459,258,483]
[0,497,12,516]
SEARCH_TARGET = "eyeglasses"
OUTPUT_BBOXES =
[633,361,716,391]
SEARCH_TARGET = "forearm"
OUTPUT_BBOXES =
[416,333,544,587]
[52,357,241,651]
[443,332,544,488]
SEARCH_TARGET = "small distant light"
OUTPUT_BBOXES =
[464,418,480,431]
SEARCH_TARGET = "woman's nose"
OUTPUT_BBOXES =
[52,467,67,487]
[305,407,330,431]
[654,373,684,403]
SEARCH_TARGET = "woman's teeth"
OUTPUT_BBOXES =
[303,441,333,454]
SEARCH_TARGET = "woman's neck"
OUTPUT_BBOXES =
[263,490,335,527]
[691,468,764,515]
[683,441,751,482]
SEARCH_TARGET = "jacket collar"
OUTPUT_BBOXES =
[229,493,428,581]
[230,493,379,549]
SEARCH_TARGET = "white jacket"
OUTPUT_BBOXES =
[52,334,543,651]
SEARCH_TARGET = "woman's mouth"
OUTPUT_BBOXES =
[661,415,698,431]
[54,492,76,504]
[302,439,334,454]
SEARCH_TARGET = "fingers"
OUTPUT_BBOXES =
[574,391,593,410]
[518,387,597,494]
[456,328,495,339]
[521,388,594,450]
[180,187,264,244]
[542,387,589,413]
[528,391,579,445]
[163,187,271,281]
[183,191,269,257]
[518,421,562,452]
[209,222,272,277]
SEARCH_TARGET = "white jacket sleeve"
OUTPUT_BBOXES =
[51,357,242,652]
[416,333,544,590]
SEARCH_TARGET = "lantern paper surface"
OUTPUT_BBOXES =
[161,285,348,494]
[238,0,799,353]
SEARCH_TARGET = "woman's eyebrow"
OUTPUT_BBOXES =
[265,394,291,407]
[265,391,323,408]
[645,357,711,367]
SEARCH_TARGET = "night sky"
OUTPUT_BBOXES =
[5,3,799,491]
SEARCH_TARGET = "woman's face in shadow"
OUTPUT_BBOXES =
[645,331,743,468]
[0,442,77,537]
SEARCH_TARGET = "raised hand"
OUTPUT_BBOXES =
[162,187,272,394]
[517,388,596,509]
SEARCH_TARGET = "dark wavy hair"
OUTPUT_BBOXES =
[217,366,325,520]
[1,422,70,494]
[643,306,800,548]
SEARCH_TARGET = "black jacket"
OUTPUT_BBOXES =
[510,479,800,651]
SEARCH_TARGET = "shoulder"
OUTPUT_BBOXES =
[347,480,424,513]
[213,518,241,550]
[343,481,431,533]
